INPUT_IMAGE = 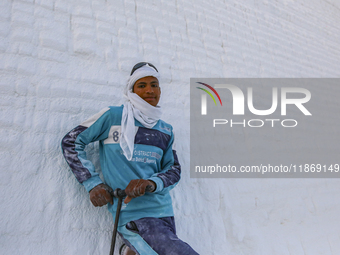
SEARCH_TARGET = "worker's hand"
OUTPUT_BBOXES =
[89,183,113,207]
[124,179,156,204]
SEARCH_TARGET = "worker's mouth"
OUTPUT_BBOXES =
[143,97,156,101]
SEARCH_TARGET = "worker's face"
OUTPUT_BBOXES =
[133,76,161,107]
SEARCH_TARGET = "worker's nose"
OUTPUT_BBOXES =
[145,85,154,93]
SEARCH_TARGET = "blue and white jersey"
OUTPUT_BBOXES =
[61,106,181,226]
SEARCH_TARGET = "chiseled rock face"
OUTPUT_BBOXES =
[1,0,340,254]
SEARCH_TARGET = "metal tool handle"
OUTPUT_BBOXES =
[109,185,154,255]
[109,195,123,255]
[111,185,154,199]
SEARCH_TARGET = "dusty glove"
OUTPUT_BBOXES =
[89,183,113,207]
[124,179,156,204]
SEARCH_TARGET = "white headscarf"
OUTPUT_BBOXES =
[120,64,162,160]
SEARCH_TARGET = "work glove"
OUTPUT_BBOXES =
[89,183,113,207]
[124,179,156,204]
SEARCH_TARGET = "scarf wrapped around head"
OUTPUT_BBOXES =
[120,64,162,161]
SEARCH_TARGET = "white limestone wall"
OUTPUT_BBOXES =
[1,0,340,254]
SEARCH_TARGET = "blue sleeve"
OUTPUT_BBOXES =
[61,108,111,192]
[148,133,181,193]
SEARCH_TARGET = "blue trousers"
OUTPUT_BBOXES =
[118,217,199,255]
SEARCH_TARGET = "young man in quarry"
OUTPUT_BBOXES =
[61,62,198,255]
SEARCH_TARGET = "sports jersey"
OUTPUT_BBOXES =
[61,105,181,226]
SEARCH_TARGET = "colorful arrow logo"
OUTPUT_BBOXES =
[196,82,223,106]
